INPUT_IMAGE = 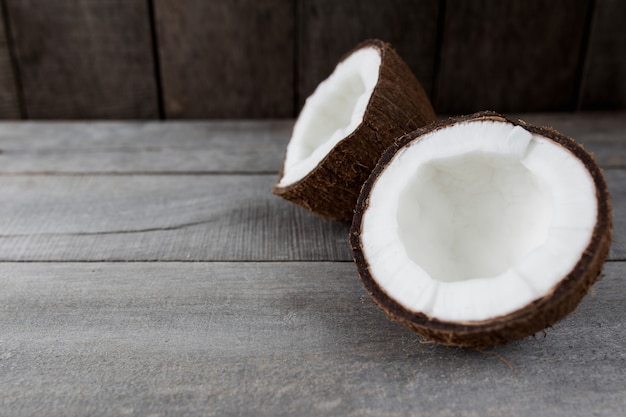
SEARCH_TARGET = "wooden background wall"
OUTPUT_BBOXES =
[0,0,623,119]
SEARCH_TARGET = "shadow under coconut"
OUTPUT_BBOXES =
[281,258,623,357]
[259,261,624,416]
[269,260,507,364]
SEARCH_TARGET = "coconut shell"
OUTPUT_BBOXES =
[350,111,613,348]
[272,39,436,221]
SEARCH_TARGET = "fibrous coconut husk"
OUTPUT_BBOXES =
[273,39,436,221]
[350,111,613,348]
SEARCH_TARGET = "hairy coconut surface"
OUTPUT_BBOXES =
[350,111,612,348]
[273,39,436,221]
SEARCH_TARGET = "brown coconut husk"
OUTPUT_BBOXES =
[272,39,436,221]
[350,111,613,348]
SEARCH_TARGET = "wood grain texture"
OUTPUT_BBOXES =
[0,175,351,261]
[4,0,158,119]
[0,261,624,416]
[298,0,439,109]
[0,120,292,173]
[0,169,623,262]
[153,0,294,118]
[0,2,20,118]
[0,115,624,416]
[580,0,626,109]
[0,113,623,174]
[436,0,592,114]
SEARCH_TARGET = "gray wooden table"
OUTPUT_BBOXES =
[0,114,624,416]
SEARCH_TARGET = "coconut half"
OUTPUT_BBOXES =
[273,39,436,221]
[350,111,612,348]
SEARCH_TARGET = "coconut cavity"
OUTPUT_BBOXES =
[397,152,552,283]
[358,119,599,323]
[278,48,381,186]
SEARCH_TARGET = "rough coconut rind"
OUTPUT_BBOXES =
[272,39,436,221]
[350,111,613,348]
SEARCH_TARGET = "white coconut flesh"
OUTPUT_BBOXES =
[278,48,381,186]
[361,120,598,323]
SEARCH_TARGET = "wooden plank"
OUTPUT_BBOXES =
[0,170,623,262]
[4,0,158,119]
[580,0,626,109]
[0,113,623,174]
[153,0,294,118]
[0,2,20,118]
[0,121,293,174]
[0,174,351,261]
[0,261,624,416]
[436,0,592,113]
[299,0,439,108]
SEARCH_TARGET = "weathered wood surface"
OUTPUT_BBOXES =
[0,120,292,173]
[436,0,592,113]
[581,0,626,110]
[0,175,351,261]
[0,1,623,118]
[0,113,623,174]
[298,0,439,107]
[4,0,158,118]
[0,114,623,262]
[0,262,624,416]
[153,0,294,118]
[0,116,624,416]
[0,1,20,118]
[0,170,624,262]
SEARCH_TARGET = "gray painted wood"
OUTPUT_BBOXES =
[153,0,294,118]
[0,113,624,174]
[0,261,624,416]
[4,0,158,118]
[580,0,626,110]
[0,115,624,416]
[0,1,20,118]
[0,169,623,262]
[436,0,591,113]
[0,174,351,261]
[0,120,292,173]
[298,0,439,108]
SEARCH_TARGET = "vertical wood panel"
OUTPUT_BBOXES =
[0,1,20,118]
[580,0,626,110]
[5,0,158,119]
[299,0,439,110]
[154,0,294,119]
[436,0,591,114]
